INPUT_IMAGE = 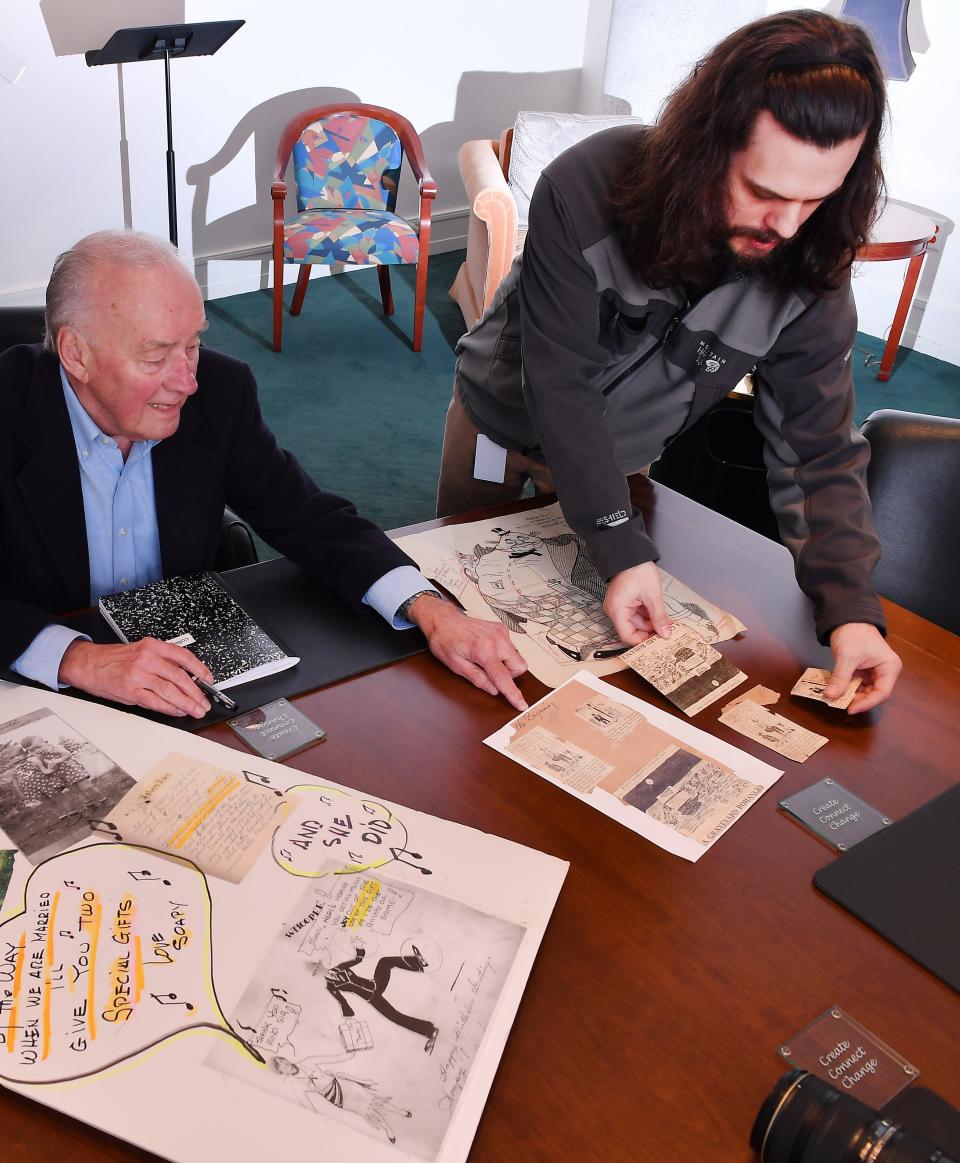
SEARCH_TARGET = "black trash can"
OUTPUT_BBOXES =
[649,394,781,542]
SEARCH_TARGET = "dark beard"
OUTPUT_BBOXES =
[724,232,798,280]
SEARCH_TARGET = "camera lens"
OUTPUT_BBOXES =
[751,1070,958,1162]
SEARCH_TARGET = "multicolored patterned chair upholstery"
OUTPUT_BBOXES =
[272,104,437,352]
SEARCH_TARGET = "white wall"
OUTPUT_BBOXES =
[0,0,590,302]
[4,0,957,367]
[764,0,960,365]
[579,0,959,366]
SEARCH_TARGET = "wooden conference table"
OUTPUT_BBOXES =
[3,479,960,1162]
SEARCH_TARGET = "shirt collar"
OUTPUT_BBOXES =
[59,363,158,459]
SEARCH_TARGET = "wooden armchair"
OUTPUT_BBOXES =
[271,103,437,352]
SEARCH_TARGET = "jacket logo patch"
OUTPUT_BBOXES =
[696,340,726,374]
[596,510,628,528]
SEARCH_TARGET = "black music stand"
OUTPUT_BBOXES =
[86,21,244,246]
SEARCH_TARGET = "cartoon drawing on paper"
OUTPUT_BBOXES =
[322,940,440,1052]
[209,866,525,1161]
[272,1052,413,1143]
[394,502,746,687]
[456,526,623,664]
[612,746,762,844]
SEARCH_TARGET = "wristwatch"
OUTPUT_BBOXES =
[398,589,444,622]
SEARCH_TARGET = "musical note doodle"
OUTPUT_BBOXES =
[150,993,195,1012]
[89,819,123,841]
[128,869,172,886]
[390,847,433,876]
[242,770,283,798]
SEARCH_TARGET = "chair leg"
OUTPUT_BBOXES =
[378,266,395,316]
[877,250,927,382]
[413,248,429,353]
[290,266,311,317]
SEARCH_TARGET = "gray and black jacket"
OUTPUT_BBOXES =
[454,126,884,642]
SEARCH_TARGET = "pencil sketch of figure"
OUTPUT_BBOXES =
[271,1054,412,1143]
[322,944,439,1053]
[456,527,624,663]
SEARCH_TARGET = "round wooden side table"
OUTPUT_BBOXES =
[857,199,939,381]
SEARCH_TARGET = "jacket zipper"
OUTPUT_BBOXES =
[601,312,682,397]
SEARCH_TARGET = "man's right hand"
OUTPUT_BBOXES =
[58,638,213,718]
[604,561,672,646]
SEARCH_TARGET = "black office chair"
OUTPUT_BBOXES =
[0,305,46,349]
[862,408,960,636]
[0,306,258,571]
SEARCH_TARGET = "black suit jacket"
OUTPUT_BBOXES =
[0,344,414,666]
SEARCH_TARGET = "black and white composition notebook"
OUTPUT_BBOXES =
[98,571,299,690]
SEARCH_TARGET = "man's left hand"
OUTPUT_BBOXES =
[407,595,529,712]
[826,622,902,713]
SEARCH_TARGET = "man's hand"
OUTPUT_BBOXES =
[407,595,529,712]
[58,638,213,718]
[603,562,672,646]
[826,623,902,714]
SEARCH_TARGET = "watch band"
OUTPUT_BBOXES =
[398,589,444,622]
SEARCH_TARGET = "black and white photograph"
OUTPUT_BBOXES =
[0,707,135,862]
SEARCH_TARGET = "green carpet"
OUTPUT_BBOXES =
[203,251,467,552]
[202,249,960,557]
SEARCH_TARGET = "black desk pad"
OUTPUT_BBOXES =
[814,784,960,995]
[58,557,427,731]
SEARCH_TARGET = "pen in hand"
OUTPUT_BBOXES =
[193,675,237,711]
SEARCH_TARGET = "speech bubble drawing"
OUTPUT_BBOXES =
[284,875,415,975]
[318,875,415,936]
[0,843,262,1084]
[272,785,421,878]
[240,992,301,1055]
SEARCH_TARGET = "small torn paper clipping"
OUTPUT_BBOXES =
[485,670,782,861]
[792,668,861,710]
[720,686,828,763]
[622,622,746,716]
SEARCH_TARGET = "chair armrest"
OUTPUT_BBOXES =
[459,139,512,205]
[457,139,519,313]
[271,181,287,241]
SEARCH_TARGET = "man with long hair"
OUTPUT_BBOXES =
[437,10,901,713]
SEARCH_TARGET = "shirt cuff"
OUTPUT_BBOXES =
[362,566,439,629]
[11,625,90,691]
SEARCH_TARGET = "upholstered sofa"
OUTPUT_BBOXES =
[449,112,641,329]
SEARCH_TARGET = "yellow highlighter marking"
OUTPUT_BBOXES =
[168,774,242,849]
[344,880,381,928]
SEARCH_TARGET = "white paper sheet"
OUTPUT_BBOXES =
[0,685,566,1163]
[485,670,782,862]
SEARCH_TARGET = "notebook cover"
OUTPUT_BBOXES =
[814,784,960,994]
[99,571,291,687]
[58,557,427,731]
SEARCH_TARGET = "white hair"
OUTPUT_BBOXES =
[44,230,195,354]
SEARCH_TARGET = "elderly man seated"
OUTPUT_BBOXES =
[0,230,527,716]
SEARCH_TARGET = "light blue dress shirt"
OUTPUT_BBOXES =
[12,368,436,689]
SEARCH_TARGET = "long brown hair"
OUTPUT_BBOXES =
[613,10,886,293]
